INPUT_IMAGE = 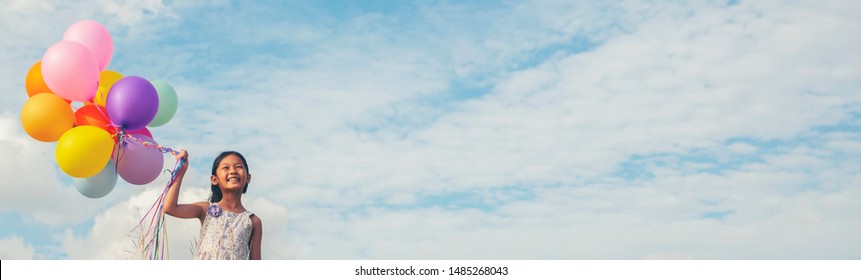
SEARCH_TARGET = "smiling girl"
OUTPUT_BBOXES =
[163,150,263,260]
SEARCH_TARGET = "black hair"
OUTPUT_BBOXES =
[209,151,250,203]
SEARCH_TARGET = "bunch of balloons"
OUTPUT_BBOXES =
[20,20,179,199]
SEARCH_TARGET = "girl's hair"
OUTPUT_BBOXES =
[209,151,250,203]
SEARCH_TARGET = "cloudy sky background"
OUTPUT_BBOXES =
[1,0,859,259]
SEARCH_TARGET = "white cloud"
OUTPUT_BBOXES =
[62,187,206,259]
[246,195,293,259]
[0,235,38,259]
[97,0,174,26]
[6,0,54,13]
[727,143,758,154]
[282,157,861,259]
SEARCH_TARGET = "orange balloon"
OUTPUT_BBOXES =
[20,93,75,142]
[25,61,52,97]
[75,104,117,136]
[25,61,72,104]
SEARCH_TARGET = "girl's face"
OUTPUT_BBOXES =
[210,154,250,192]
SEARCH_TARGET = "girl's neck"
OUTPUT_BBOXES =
[218,192,244,212]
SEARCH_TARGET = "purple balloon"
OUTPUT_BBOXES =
[106,76,158,130]
[112,135,164,185]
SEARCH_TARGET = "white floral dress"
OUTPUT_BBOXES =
[195,203,254,260]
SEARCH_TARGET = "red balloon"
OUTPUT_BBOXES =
[75,104,117,136]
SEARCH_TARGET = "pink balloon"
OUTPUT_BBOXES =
[41,41,100,102]
[112,135,164,185]
[63,20,113,71]
[127,127,154,139]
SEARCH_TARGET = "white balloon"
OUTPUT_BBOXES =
[73,159,118,198]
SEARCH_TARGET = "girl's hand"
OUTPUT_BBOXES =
[175,149,189,175]
[164,149,204,220]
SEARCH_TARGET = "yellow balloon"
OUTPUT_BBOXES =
[56,125,115,178]
[93,70,123,106]
[20,93,75,142]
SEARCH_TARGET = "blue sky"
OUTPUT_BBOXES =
[0,0,860,259]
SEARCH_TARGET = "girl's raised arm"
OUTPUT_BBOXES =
[162,150,206,221]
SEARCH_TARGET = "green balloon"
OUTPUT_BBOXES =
[148,80,178,127]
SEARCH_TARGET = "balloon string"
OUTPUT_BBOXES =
[123,132,183,260]
[92,102,111,124]
[133,157,183,260]
[95,86,108,105]
[121,132,181,156]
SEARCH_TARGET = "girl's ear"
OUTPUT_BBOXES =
[247,173,251,185]
[210,175,218,186]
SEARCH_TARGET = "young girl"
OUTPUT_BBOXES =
[163,150,263,260]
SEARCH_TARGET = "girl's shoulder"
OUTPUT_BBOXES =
[248,211,262,223]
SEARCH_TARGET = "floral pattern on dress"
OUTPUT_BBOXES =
[195,203,253,260]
